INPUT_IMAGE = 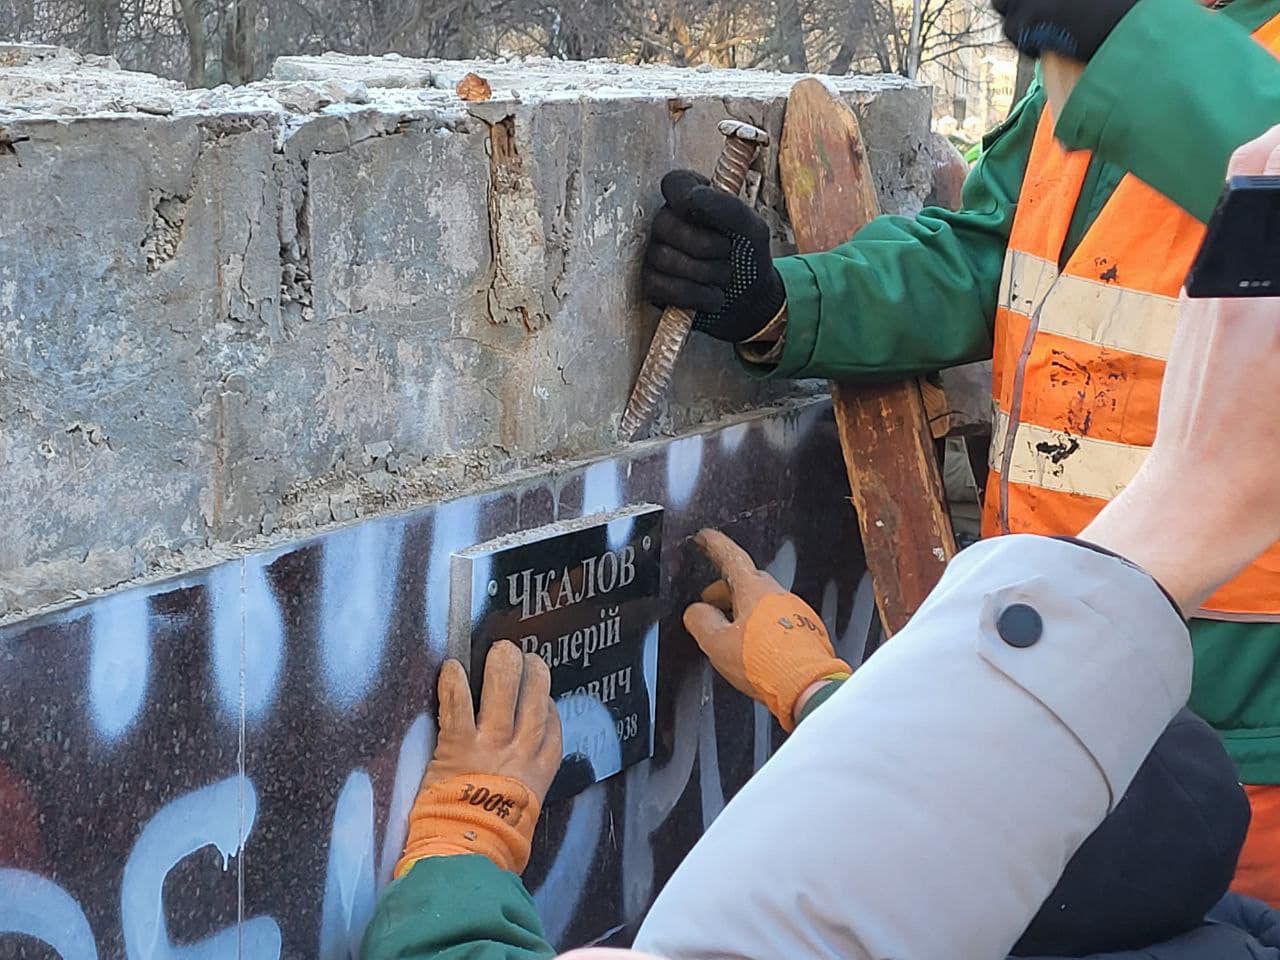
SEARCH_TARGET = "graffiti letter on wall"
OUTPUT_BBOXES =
[696,664,725,830]
[321,522,406,709]
[621,671,701,923]
[532,697,619,946]
[319,772,376,960]
[121,776,281,960]
[0,868,98,960]
[375,713,434,890]
[89,589,150,742]
[322,714,436,959]
[210,558,285,724]
[664,435,703,507]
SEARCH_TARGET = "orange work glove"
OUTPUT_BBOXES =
[684,529,851,731]
[396,641,563,878]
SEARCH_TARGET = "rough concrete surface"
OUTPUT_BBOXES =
[0,44,943,617]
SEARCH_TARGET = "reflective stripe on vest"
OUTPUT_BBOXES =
[983,11,1280,620]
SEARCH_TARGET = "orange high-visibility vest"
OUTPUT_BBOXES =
[983,12,1280,621]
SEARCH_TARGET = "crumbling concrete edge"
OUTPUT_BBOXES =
[0,395,832,628]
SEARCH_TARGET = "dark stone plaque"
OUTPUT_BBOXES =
[449,504,662,802]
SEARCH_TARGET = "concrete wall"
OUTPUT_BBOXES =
[0,45,940,618]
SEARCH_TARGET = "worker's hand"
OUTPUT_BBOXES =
[684,529,851,731]
[1224,121,1280,178]
[643,170,786,343]
[395,642,562,878]
[1081,123,1280,612]
[991,0,1139,61]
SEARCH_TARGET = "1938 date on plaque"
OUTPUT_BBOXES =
[449,504,662,802]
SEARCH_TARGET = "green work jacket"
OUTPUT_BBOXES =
[761,0,1280,782]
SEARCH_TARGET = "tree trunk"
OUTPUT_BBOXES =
[368,0,392,53]
[906,0,922,78]
[775,0,809,71]
[828,0,873,74]
[85,0,113,54]
[828,39,855,74]
[1012,52,1035,110]
[221,0,258,84]
[177,0,207,87]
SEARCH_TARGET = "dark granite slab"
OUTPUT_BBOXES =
[0,398,874,957]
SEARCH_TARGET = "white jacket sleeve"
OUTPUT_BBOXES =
[634,534,1192,960]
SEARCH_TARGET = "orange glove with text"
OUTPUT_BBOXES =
[684,529,851,731]
[395,642,563,878]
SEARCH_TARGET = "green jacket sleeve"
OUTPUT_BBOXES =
[1057,0,1280,223]
[360,855,555,960]
[796,676,846,722]
[754,85,1045,383]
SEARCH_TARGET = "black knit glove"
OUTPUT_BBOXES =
[992,0,1140,60]
[642,170,786,343]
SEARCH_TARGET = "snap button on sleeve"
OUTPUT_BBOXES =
[997,603,1043,648]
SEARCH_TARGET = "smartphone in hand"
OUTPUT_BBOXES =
[1187,176,1280,299]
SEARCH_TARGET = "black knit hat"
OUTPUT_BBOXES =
[1012,708,1251,957]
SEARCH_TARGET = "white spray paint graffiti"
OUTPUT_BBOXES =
[120,776,281,960]
[641,624,659,729]
[752,702,771,773]
[533,695,622,946]
[533,785,608,948]
[375,713,435,889]
[208,563,241,722]
[210,558,285,724]
[821,579,840,637]
[582,459,628,551]
[581,460,623,517]
[241,557,287,723]
[320,521,407,709]
[696,663,725,829]
[0,657,788,959]
[664,435,703,508]
[824,573,875,666]
[318,773,377,960]
[620,670,703,922]
[88,589,150,742]
[717,422,749,455]
[840,571,877,666]
[762,405,819,453]
[321,713,437,958]
[604,513,635,556]
[765,539,797,593]
[0,868,98,960]
[2,713,436,960]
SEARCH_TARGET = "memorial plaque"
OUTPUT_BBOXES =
[449,504,662,802]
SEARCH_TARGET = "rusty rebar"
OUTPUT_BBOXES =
[618,119,770,442]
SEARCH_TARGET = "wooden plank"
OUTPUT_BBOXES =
[920,379,950,440]
[779,77,957,636]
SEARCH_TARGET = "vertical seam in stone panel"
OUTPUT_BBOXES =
[238,558,248,952]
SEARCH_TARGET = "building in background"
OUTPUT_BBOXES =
[917,0,1017,145]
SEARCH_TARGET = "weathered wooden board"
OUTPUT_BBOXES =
[779,77,957,635]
